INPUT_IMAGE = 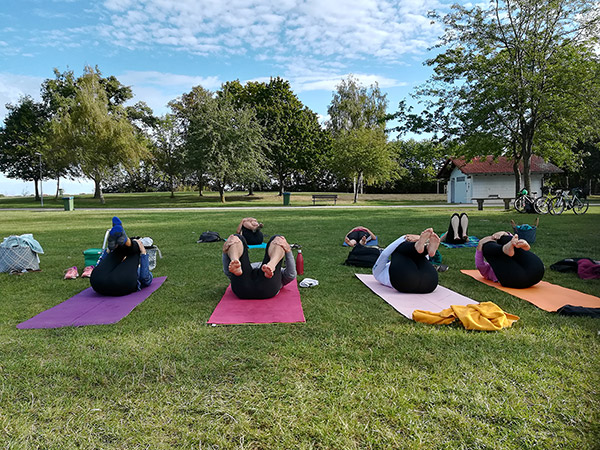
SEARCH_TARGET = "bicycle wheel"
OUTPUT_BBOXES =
[514,196,527,213]
[534,196,550,214]
[550,197,565,215]
[573,198,589,215]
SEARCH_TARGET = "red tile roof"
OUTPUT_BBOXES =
[449,155,562,175]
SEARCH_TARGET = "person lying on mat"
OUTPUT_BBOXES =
[223,234,296,299]
[236,217,264,245]
[344,226,376,247]
[443,212,469,244]
[476,231,544,289]
[372,228,440,293]
[90,217,153,296]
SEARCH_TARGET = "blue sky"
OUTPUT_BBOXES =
[1,0,457,195]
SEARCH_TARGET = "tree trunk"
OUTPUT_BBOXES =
[353,172,362,203]
[218,186,225,203]
[513,160,521,196]
[247,184,254,196]
[197,171,203,196]
[33,178,40,201]
[278,175,284,196]
[93,177,105,204]
[170,176,175,198]
[522,150,532,194]
[55,177,61,200]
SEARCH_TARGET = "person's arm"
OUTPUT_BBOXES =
[372,235,406,286]
[222,253,234,280]
[138,253,153,287]
[475,248,497,282]
[281,251,297,286]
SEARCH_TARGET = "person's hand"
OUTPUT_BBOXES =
[136,239,146,254]
[223,234,241,252]
[274,236,291,252]
[492,231,507,240]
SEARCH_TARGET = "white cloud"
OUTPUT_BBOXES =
[98,0,446,62]
[0,73,44,122]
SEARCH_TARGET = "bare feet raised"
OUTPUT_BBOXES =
[428,232,441,257]
[415,228,433,254]
[515,238,530,251]
[502,234,520,257]
[261,264,274,278]
[229,259,243,276]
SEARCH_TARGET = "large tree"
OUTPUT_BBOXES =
[327,75,393,201]
[222,77,324,195]
[152,114,184,197]
[176,85,268,202]
[0,96,49,200]
[329,128,397,203]
[50,67,147,203]
[392,0,600,194]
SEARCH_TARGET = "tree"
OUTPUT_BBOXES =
[222,78,325,195]
[152,114,184,197]
[327,75,388,134]
[180,86,268,202]
[391,0,600,195]
[388,139,447,193]
[0,96,49,200]
[329,128,397,203]
[50,67,147,203]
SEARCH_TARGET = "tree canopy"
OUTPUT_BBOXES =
[391,0,600,194]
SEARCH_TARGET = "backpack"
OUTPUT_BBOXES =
[197,231,223,243]
[344,245,382,268]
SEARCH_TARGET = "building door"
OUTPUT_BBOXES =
[455,176,467,203]
[450,179,455,203]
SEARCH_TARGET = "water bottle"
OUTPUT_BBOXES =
[296,250,304,275]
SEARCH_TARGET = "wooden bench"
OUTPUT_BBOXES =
[312,194,338,205]
[471,196,513,211]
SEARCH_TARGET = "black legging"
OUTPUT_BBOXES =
[90,242,140,296]
[241,226,264,245]
[347,229,369,243]
[230,234,283,299]
[388,241,438,293]
[482,235,545,288]
[444,212,468,244]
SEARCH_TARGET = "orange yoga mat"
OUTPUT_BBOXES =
[461,269,600,312]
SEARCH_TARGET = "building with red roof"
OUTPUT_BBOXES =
[437,155,562,204]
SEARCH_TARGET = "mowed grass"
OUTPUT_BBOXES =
[0,207,598,449]
[0,191,448,209]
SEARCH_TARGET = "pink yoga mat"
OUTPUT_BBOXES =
[356,274,478,319]
[17,276,167,329]
[208,280,305,325]
[461,269,600,312]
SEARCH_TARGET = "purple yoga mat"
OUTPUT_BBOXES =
[17,276,167,329]
[208,279,305,325]
[356,274,478,319]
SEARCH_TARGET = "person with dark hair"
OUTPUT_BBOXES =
[222,233,296,299]
[236,217,264,245]
[344,226,376,247]
[373,228,440,293]
[476,231,544,288]
[90,217,153,296]
[444,212,469,244]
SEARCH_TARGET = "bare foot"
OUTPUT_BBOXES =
[415,228,432,254]
[502,234,519,257]
[261,264,274,279]
[360,236,367,245]
[428,232,440,257]
[515,239,530,251]
[229,259,242,276]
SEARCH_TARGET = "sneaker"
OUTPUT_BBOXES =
[435,264,449,273]
[81,265,94,278]
[64,266,79,280]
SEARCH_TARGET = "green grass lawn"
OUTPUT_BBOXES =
[1,207,598,448]
[0,191,449,209]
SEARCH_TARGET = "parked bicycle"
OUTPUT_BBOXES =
[533,186,558,215]
[514,189,543,214]
[549,187,589,215]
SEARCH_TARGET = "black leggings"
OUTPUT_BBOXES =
[444,213,468,244]
[347,230,369,243]
[230,234,283,299]
[482,235,545,288]
[388,241,438,293]
[241,226,264,245]
[90,242,140,296]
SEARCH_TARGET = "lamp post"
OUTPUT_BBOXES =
[35,152,43,207]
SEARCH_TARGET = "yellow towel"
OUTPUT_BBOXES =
[413,302,519,331]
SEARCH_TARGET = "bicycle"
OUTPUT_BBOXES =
[549,187,589,215]
[514,189,543,214]
[533,186,558,215]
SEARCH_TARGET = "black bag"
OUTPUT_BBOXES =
[344,245,381,268]
[197,231,223,243]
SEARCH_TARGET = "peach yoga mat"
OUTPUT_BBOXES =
[461,270,600,311]
[356,274,478,319]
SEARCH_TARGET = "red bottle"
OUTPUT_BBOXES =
[296,250,304,275]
